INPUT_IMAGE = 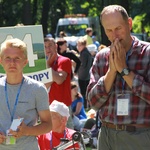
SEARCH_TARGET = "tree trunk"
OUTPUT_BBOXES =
[41,0,51,35]
[22,0,32,25]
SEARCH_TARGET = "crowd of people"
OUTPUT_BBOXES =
[0,4,150,150]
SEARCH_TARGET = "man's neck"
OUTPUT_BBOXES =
[6,74,24,85]
[52,126,65,133]
[125,36,134,53]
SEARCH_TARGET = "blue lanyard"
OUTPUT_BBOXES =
[121,41,134,91]
[5,77,24,122]
[50,129,66,149]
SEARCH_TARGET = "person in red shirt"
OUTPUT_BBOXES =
[44,37,72,106]
[37,100,79,150]
[44,37,73,129]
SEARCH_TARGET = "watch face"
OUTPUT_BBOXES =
[124,69,129,75]
[120,68,130,76]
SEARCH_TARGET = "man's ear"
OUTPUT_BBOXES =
[128,17,132,31]
[23,59,28,67]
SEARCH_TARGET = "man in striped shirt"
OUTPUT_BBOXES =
[87,4,150,150]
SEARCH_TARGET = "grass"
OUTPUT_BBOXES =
[23,58,46,73]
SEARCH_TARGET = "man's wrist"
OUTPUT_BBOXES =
[120,68,130,76]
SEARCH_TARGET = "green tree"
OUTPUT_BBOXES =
[0,0,150,38]
[130,0,150,37]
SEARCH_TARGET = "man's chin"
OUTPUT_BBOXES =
[8,69,17,73]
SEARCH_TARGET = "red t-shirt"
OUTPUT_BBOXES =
[49,55,72,106]
[37,128,79,150]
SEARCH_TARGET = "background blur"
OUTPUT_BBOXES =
[0,0,150,45]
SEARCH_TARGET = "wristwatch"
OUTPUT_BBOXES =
[120,68,130,76]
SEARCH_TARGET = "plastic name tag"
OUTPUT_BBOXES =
[5,130,16,145]
[10,118,24,131]
[117,94,130,116]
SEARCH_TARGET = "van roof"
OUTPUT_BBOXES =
[58,17,89,26]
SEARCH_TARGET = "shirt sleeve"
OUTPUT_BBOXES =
[59,57,72,75]
[86,52,109,110]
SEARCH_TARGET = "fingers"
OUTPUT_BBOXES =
[113,38,126,56]
[109,43,117,73]
[110,38,127,72]
[9,129,20,139]
[9,122,26,139]
[0,133,6,144]
[113,38,120,58]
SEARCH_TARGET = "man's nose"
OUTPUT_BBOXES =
[112,31,119,41]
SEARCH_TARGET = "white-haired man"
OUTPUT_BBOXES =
[37,100,79,150]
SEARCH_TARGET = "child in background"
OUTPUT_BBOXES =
[71,81,87,120]
[71,81,87,130]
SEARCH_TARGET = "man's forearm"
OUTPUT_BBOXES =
[25,120,52,136]
[104,69,117,93]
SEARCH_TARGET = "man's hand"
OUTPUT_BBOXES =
[0,132,6,144]
[113,38,127,73]
[47,53,56,68]
[9,122,28,138]
[109,42,117,74]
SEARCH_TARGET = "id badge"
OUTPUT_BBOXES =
[5,130,16,145]
[117,93,130,116]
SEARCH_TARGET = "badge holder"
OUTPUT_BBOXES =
[5,130,16,145]
[5,118,23,145]
[116,93,130,116]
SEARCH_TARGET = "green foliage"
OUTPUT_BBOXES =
[81,2,89,8]
[131,0,150,36]
[132,14,145,33]
[1,0,150,38]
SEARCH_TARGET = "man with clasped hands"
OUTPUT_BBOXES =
[87,5,150,150]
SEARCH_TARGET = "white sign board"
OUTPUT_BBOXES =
[0,25,52,83]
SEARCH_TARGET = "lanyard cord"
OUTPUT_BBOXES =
[5,77,24,122]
